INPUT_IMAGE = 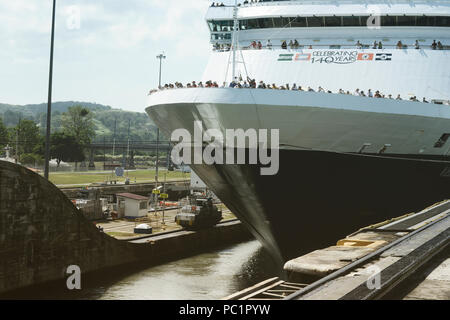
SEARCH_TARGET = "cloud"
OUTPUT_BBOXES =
[0,0,211,52]
[0,0,213,110]
[0,1,49,34]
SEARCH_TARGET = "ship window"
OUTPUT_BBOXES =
[211,33,231,41]
[282,17,292,27]
[436,16,450,27]
[307,16,324,27]
[210,20,233,32]
[240,19,248,30]
[290,16,307,27]
[273,17,291,28]
[258,18,273,28]
[360,16,370,27]
[418,16,436,26]
[226,21,234,31]
[416,16,427,26]
[210,21,217,32]
[247,19,259,29]
[225,21,234,31]
[429,16,437,26]
[325,16,341,27]
[397,16,413,26]
[381,16,396,26]
[272,17,284,28]
[343,16,360,26]
[208,15,450,33]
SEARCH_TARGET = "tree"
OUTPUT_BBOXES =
[36,111,64,135]
[61,106,96,146]
[14,119,42,155]
[19,153,43,167]
[50,132,85,167]
[0,117,8,149]
[2,110,23,127]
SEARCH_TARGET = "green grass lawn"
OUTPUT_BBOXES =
[48,169,190,186]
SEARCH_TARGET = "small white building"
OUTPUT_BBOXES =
[116,193,149,218]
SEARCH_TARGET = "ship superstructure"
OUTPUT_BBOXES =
[205,0,450,102]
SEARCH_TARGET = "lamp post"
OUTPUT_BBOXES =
[155,53,165,183]
[44,0,57,179]
[156,53,166,89]
[155,128,159,184]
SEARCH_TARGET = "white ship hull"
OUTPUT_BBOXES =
[146,88,450,261]
[147,88,450,158]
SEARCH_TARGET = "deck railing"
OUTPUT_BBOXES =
[212,43,450,52]
[210,0,449,9]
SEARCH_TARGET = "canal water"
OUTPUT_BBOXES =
[5,240,281,300]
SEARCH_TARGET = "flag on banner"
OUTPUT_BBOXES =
[375,53,392,61]
[278,54,294,61]
[294,53,311,61]
[357,53,374,61]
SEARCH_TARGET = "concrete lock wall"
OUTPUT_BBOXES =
[78,200,104,221]
[0,161,251,294]
[0,161,139,294]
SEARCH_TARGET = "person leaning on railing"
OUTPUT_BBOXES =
[210,2,225,7]
[212,38,448,52]
[432,40,437,49]
[149,79,434,104]
[430,40,445,50]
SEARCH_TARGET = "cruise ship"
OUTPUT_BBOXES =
[146,0,450,262]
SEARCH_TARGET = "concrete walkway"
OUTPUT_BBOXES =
[403,257,450,300]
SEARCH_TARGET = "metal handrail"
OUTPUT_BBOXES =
[212,44,449,51]
[148,87,450,106]
[210,0,450,9]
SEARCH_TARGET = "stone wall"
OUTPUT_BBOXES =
[78,200,104,221]
[0,161,139,294]
[0,161,251,295]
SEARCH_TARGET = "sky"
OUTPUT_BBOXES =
[0,0,223,112]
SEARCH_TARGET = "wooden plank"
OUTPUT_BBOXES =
[261,292,286,298]
[279,283,304,290]
[284,282,308,286]
[222,277,279,300]
[239,280,286,300]
[266,289,298,293]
